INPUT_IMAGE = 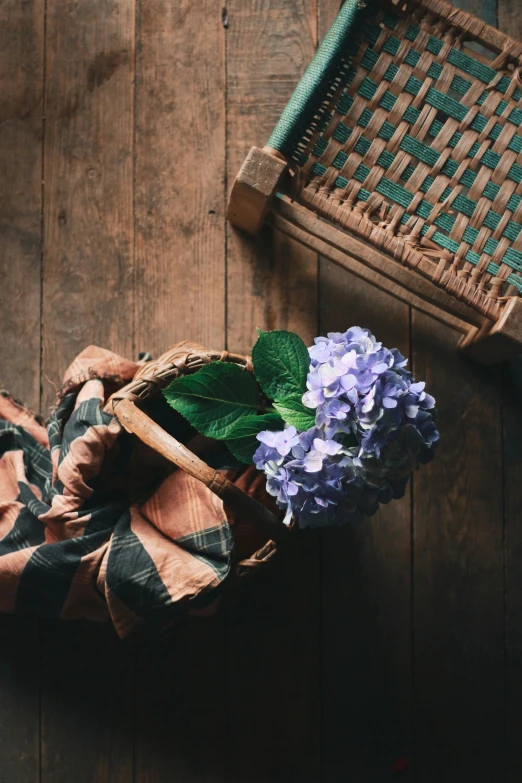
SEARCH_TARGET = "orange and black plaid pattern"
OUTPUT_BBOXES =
[0,348,234,638]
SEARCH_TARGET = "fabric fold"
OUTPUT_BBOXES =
[0,346,239,637]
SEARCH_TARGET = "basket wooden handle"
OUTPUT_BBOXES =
[114,398,289,543]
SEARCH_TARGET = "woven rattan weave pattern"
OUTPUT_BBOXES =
[285,0,522,320]
[106,342,285,579]
[105,341,253,413]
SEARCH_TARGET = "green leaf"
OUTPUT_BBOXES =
[252,329,310,402]
[273,395,316,430]
[225,413,284,464]
[163,362,259,440]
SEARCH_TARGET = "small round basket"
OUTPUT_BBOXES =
[104,341,290,584]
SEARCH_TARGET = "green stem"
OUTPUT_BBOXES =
[258,404,277,415]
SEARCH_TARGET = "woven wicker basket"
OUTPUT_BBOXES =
[105,342,290,582]
[228,0,522,363]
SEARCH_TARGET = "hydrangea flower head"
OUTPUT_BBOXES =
[253,327,439,528]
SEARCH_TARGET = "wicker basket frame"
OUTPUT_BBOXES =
[227,0,522,363]
[288,0,522,319]
[105,342,289,580]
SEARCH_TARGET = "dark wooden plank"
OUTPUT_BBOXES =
[316,2,413,778]
[412,315,505,781]
[134,0,226,357]
[0,2,44,781]
[0,0,43,410]
[225,2,321,781]
[224,235,321,783]
[498,0,522,41]
[319,265,413,780]
[0,615,40,783]
[497,3,522,778]
[40,0,136,780]
[133,616,226,783]
[460,0,496,24]
[40,622,133,783]
[226,0,318,348]
[503,357,522,781]
[132,2,227,781]
[0,0,44,414]
[41,0,135,412]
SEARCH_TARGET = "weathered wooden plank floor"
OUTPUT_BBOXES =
[1,0,521,780]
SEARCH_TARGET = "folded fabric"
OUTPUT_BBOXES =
[0,346,257,638]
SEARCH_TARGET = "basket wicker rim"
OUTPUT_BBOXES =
[104,341,291,580]
[105,340,253,415]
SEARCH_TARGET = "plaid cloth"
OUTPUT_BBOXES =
[0,346,256,638]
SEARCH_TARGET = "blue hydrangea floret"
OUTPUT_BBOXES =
[253,327,439,528]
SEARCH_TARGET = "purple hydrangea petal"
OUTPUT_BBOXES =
[255,326,437,528]
[302,388,324,408]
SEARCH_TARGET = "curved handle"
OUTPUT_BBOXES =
[114,398,289,543]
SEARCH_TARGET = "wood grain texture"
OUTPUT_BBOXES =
[226,0,318,351]
[40,0,135,780]
[134,616,226,783]
[42,0,135,412]
[498,0,520,33]
[0,1,44,780]
[412,314,505,782]
[0,0,43,409]
[316,3,413,778]
[224,531,321,783]
[225,2,321,781]
[227,146,287,234]
[319,265,413,780]
[132,2,227,781]
[503,356,522,781]
[134,0,226,357]
[0,616,40,783]
[270,199,483,330]
[41,623,133,783]
[0,0,519,780]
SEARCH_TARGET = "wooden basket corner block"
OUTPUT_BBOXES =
[226,0,522,364]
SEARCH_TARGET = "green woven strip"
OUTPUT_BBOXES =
[447,48,496,84]
[400,135,439,167]
[267,0,374,158]
[405,23,419,41]
[379,91,397,111]
[382,10,398,29]
[332,122,351,143]
[383,36,400,56]
[327,159,522,270]
[504,247,522,271]
[381,10,522,102]
[354,163,371,182]
[320,179,520,288]
[376,177,413,208]
[333,150,349,169]
[312,137,328,156]
[279,2,522,297]
[311,162,328,177]
[426,88,468,122]
[326,77,522,193]
[322,119,522,243]
[360,64,522,148]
